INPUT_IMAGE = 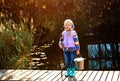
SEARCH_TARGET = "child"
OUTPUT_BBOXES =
[59,19,80,77]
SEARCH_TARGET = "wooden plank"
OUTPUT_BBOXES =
[34,70,48,81]
[88,71,98,81]
[65,77,77,81]
[1,70,120,81]
[1,70,20,80]
[75,71,82,78]
[50,71,61,81]
[106,71,114,81]
[112,71,119,81]
[77,71,88,81]
[117,71,120,81]
[0,70,12,75]
[41,70,57,81]
[35,70,51,81]
[20,70,39,80]
[52,71,65,81]
[0,70,14,78]
[100,71,109,81]
[82,70,93,81]
[24,70,40,81]
[0,70,5,77]
[94,71,103,81]
[9,70,27,80]
[57,71,67,81]
[46,70,61,81]
[24,70,41,80]
[31,70,48,80]
[18,70,34,80]
[8,70,25,80]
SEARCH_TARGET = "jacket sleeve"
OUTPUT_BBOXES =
[73,31,80,50]
[58,33,64,47]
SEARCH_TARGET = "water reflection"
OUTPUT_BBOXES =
[89,60,100,69]
[101,59,112,69]
[88,43,120,70]
[28,43,50,69]
[28,40,61,70]
[100,44,112,58]
[118,44,120,53]
[32,58,41,61]
[28,42,120,70]
[88,44,99,58]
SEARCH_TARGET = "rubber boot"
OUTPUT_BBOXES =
[70,67,75,77]
[65,68,71,77]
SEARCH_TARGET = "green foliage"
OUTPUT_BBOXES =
[0,20,33,69]
[1,0,119,40]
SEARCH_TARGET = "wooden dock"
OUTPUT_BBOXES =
[0,70,120,81]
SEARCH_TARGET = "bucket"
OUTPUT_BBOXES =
[74,57,85,70]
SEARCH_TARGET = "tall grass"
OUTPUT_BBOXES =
[0,20,33,69]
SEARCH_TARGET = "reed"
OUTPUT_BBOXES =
[0,20,33,69]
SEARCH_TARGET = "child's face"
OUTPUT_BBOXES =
[64,22,71,31]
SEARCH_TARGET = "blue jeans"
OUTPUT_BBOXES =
[64,51,75,68]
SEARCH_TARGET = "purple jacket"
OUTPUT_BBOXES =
[59,30,80,51]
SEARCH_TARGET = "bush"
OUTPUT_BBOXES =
[0,20,33,69]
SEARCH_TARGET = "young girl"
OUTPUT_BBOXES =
[59,19,80,77]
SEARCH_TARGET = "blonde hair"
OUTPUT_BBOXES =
[64,19,75,29]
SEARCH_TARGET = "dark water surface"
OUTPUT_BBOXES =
[29,42,120,70]
[29,41,64,70]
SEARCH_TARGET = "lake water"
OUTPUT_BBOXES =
[28,42,120,70]
[28,41,64,70]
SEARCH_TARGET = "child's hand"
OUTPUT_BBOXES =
[76,50,80,55]
[59,45,63,49]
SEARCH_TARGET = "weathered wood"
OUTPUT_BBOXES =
[52,71,64,81]
[34,70,48,81]
[1,70,19,80]
[0,70,14,78]
[36,70,51,81]
[41,70,57,81]
[75,71,82,78]
[0,70,120,81]
[82,70,93,81]
[118,71,120,81]
[100,71,109,81]
[94,71,103,81]
[106,71,114,81]
[88,71,98,81]
[77,71,88,80]
[46,70,61,81]
[112,71,119,81]
[9,70,27,80]
[20,70,34,80]
[57,71,67,81]
[25,70,40,80]
[32,70,47,80]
